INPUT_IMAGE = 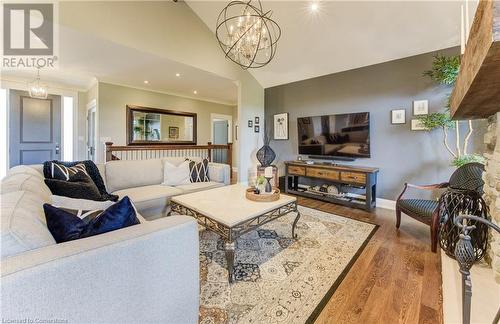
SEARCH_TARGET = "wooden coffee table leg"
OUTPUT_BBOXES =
[224,240,236,283]
[292,203,301,239]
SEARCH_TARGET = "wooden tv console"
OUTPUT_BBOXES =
[284,161,379,211]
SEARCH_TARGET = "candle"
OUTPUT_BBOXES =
[264,166,273,178]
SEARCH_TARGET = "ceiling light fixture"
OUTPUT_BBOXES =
[143,80,149,84]
[175,73,181,77]
[193,90,198,94]
[216,0,281,69]
[310,2,319,11]
[28,69,48,99]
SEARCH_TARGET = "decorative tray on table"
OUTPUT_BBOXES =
[245,187,280,202]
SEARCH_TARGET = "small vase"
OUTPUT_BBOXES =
[256,145,276,167]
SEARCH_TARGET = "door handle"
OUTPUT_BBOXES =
[55,143,60,155]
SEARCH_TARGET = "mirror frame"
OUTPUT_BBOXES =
[126,105,197,145]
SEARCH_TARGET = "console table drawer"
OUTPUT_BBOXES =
[306,168,339,180]
[340,172,366,184]
[288,166,306,176]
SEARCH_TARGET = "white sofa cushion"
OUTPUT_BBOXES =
[113,185,183,218]
[162,160,191,186]
[1,173,51,200]
[162,157,193,166]
[6,165,44,178]
[50,195,115,210]
[208,162,231,185]
[113,185,183,203]
[1,191,56,259]
[175,181,225,194]
[105,159,164,192]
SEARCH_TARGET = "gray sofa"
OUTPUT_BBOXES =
[0,158,230,323]
[103,157,230,218]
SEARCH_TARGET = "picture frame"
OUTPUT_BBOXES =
[248,120,253,128]
[168,126,179,139]
[391,109,406,124]
[254,125,260,133]
[273,112,289,140]
[255,116,260,125]
[413,100,429,115]
[411,119,427,131]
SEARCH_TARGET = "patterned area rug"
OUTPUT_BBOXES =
[199,205,377,324]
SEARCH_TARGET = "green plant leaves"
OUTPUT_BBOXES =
[423,54,460,85]
[417,112,454,130]
[452,154,485,167]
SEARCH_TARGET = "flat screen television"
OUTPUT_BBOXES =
[297,112,370,158]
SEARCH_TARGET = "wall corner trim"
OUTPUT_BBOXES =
[376,198,396,210]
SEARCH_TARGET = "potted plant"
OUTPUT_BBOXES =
[255,175,266,193]
[418,54,484,167]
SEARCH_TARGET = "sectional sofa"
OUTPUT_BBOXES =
[0,158,231,323]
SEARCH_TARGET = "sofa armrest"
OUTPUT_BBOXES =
[208,162,230,185]
[1,216,199,324]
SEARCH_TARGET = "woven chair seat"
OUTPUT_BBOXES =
[398,199,438,221]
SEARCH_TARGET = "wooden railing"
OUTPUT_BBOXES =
[105,142,232,171]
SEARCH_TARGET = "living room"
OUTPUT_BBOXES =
[1,1,499,324]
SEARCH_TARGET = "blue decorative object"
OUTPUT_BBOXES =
[43,196,140,243]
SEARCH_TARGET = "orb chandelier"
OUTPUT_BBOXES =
[28,69,48,99]
[216,0,281,69]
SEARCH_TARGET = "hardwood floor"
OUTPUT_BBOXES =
[293,197,443,324]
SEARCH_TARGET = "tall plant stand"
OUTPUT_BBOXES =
[454,215,500,324]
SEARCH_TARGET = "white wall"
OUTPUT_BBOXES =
[59,1,264,182]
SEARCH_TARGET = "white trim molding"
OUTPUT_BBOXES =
[376,198,396,210]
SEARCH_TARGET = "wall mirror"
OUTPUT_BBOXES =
[126,105,197,145]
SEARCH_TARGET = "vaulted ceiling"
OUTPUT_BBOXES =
[188,1,475,88]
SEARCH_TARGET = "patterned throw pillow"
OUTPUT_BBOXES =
[188,158,210,183]
[44,171,103,201]
[43,196,140,243]
[49,162,89,181]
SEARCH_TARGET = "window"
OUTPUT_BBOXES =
[62,96,74,161]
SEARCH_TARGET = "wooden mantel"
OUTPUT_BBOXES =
[450,0,500,120]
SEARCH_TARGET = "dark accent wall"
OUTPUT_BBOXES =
[265,47,486,200]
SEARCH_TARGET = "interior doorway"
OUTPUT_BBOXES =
[211,113,232,164]
[213,120,229,145]
[86,100,97,162]
[8,90,62,167]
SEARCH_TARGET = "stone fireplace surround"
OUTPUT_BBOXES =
[483,113,500,281]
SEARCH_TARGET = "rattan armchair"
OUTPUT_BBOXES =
[396,182,449,252]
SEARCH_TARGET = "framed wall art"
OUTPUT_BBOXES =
[273,112,289,140]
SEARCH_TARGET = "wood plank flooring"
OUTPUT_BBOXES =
[293,197,443,324]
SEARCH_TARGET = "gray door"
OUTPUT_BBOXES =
[213,120,228,163]
[9,90,61,167]
[213,120,229,145]
[87,107,96,161]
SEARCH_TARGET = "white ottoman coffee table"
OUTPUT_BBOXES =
[169,184,301,282]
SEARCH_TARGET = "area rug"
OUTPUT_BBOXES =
[198,205,377,324]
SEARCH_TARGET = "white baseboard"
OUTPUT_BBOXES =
[376,198,396,210]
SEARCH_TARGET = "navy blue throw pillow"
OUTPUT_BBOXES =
[43,196,140,243]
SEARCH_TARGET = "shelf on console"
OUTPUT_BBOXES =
[284,161,378,211]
